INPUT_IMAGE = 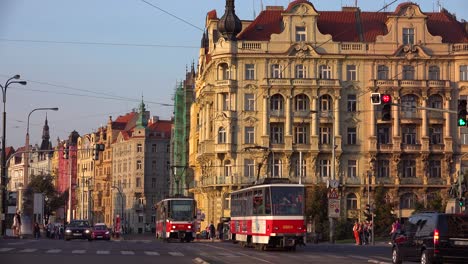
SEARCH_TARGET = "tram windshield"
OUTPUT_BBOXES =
[169,200,195,221]
[271,186,304,216]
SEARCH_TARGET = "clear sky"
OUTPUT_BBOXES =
[1,0,467,149]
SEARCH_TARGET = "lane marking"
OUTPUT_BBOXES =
[97,250,110,254]
[121,251,135,255]
[168,251,184,256]
[19,248,38,253]
[72,250,86,254]
[0,248,14,252]
[46,249,61,254]
[198,243,273,263]
[144,251,160,256]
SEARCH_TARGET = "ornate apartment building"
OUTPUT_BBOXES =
[189,0,468,227]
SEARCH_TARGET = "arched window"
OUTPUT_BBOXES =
[346,193,358,210]
[218,127,226,143]
[400,193,417,209]
[270,94,284,113]
[295,94,309,111]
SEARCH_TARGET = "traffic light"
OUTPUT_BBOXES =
[93,143,105,160]
[457,99,467,126]
[63,143,69,159]
[370,93,381,105]
[459,198,465,207]
[381,94,392,121]
[364,204,371,221]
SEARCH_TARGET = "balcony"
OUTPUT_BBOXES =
[215,79,237,87]
[452,43,468,53]
[267,78,291,86]
[239,41,263,51]
[292,79,316,86]
[293,110,311,118]
[429,144,444,153]
[427,177,445,185]
[197,140,214,156]
[375,177,394,185]
[270,109,285,117]
[377,143,393,152]
[340,43,366,53]
[401,143,421,152]
[372,80,398,88]
[427,80,449,88]
[400,177,423,185]
[214,143,230,153]
[317,79,340,87]
[400,80,424,88]
[133,203,145,211]
[344,176,361,185]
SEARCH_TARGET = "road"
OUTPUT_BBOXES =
[0,237,403,264]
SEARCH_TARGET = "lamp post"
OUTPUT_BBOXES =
[111,185,123,236]
[20,107,58,235]
[0,75,27,236]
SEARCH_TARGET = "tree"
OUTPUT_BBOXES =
[373,186,395,236]
[305,184,329,239]
[27,174,64,223]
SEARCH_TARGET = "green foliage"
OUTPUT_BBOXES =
[27,174,65,217]
[305,184,329,240]
[335,218,354,240]
[373,186,395,237]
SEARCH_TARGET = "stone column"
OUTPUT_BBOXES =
[263,95,268,136]
[286,95,292,136]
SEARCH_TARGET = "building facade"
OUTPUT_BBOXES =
[189,0,468,228]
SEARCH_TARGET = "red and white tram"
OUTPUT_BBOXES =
[155,197,196,242]
[230,180,306,250]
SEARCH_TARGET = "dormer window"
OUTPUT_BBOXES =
[295,26,306,42]
[403,28,414,45]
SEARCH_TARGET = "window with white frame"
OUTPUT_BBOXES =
[319,126,331,144]
[295,64,306,78]
[270,94,284,113]
[244,93,255,111]
[429,126,442,144]
[347,127,357,145]
[295,94,309,111]
[347,160,357,178]
[271,64,282,78]
[224,160,232,177]
[295,26,306,42]
[245,126,255,144]
[460,65,468,81]
[400,193,416,209]
[346,65,357,81]
[319,65,331,79]
[319,159,331,177]
[377,160,390,178]
[403,159,416,178]
[245,64,255,80]
[270,123,284,144]
[244,159,255,178]
[402,126,417,145]
[218,127,227,143]
[429,66,440,80]
[219,63,230,80]
[377,126,390,144]
[403,65,415,80]
[377,65,389,80]
[295,158,306,178]
[222,93,231,111]
[272,158,282,178]
[401,95,418,118]
[136,160,142,170]
[294,124,308,144]
[137,143,142,153]
[320,95,331,113]
[403,28,414,45]
[429,160,441,178]
[347,94,356,112]
[346,193,358,210]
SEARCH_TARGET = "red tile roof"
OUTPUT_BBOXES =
[236,2,467,43]
[207,9,217,20]
[148,120,172,138]
[114,112,137,123]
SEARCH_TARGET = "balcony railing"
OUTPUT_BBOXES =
[400,177,423,185]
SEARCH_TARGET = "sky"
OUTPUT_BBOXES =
[0,0,467,149]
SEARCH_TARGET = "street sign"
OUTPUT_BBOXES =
[327,188,339,199]
[328,199,340,218]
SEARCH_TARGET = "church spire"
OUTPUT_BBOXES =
[40,114,51,150]
[136,96,148,128]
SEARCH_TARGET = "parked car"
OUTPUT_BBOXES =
[64,220,92,241]
[392,212,468,264]
[91,223,111,240]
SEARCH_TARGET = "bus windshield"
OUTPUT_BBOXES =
[169,200,194,221]
[271,186,304,216]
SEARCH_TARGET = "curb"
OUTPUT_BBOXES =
[368,259,391,264]
[193,257,210,264]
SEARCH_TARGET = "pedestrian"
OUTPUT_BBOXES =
[209,222,216,242]
[34,222,40,239]
[389,219,399,244]
[359,221,365,245]
[217,222,223,240]
[12,211,22,238]
[352,220,360,245]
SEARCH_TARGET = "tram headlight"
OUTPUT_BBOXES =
[188,225,192,229]
[172,225,176,229]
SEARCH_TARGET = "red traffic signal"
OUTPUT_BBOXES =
[381,94,391,104]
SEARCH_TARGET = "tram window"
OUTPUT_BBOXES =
[253,189,265,215]
[265,187,271,215]
[271,187,304,216]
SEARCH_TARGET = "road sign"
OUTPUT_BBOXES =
[327,188,339,199]
[328,199,340,218]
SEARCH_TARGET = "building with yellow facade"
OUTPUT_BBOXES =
[189,0,468,229]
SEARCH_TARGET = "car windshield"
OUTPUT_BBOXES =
[68,221,90,228]
[170,200,194,221]
[94,225,107,230]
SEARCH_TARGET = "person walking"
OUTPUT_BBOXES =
[389,219,400,244]
[12,211,22,238]
[209,222,216,242]
[33,222,40,239]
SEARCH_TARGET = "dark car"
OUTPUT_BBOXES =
[91,223,111,240]
[64,220,92,241]
[392,212,468,264]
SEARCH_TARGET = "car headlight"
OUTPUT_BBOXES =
[85,230,90,233]
[105,231,109,235]
[65,229,71,233]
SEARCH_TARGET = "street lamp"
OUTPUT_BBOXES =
[111,185,124,236]
[20,107,58,235]
[0,74,27,236]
